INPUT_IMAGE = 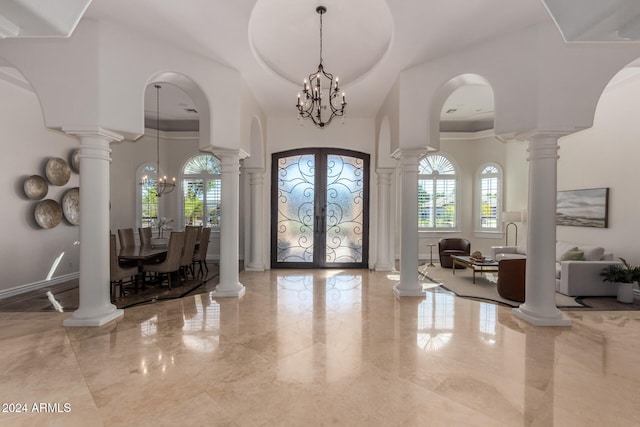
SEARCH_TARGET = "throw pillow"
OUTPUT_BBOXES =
[556,241,577,261]
[579,245,605,261]
[560,247,586,261]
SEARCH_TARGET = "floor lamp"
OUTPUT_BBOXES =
[503,211,522,246]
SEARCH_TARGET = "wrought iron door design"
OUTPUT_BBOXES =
[271,148,369,268]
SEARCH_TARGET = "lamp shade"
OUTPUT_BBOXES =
[503,211,522,223]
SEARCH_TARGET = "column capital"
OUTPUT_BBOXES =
[527,136,560,162]
[390,147,427,160]
[512,129,574,142]
[211,148,249,161]
[375,167,394,175]
[61,126,124,143]
[244,167,265,175]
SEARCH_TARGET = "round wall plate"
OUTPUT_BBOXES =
[70,149,80,173]
[61,187,79,225]
[45,157,71,186]
[24,175,49,200]
[35,199,62,229]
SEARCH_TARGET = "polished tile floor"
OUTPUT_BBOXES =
[1,269,639,426]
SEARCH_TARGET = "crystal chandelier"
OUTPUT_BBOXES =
[141,84,175,197]
[296,6,346,128]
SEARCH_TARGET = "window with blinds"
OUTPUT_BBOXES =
[478,164,502,230]
[183,154,221,228]
[418,154,457,229]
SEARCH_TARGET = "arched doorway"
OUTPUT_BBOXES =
[271,148,370,268]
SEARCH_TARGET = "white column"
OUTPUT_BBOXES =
[375,168,393,271]
[62,127,124,327]
[513,134,571,326]
[245,169,265,271]
[393,149,426,297]
[212,149,248,298]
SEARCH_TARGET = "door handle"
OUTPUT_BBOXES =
[315,215,320,232]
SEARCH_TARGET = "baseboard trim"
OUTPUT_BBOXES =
[0,272,80,300]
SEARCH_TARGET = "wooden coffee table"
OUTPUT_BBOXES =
[450,255,499,283]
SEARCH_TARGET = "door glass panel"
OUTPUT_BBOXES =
[276,154,315,263]
[325,155,364,263]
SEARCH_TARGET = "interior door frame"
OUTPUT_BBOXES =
[271,147,370,269]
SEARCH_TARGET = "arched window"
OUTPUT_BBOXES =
[182,154,221,228]
[137,163,159,229]
[418,154,457,229]
[477,163,502,231]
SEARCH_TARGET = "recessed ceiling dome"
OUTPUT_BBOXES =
[249,0,393,87]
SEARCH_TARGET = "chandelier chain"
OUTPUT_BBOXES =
[319,8,323,66]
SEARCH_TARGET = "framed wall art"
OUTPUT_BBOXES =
[556,187,609,228]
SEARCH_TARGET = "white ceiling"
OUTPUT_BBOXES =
[82,0,553,129]
[7,1,640,132]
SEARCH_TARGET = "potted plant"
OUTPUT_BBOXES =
[600,258,640,303]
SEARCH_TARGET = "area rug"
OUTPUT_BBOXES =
[419,265,585,308]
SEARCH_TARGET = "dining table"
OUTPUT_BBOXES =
[118,245,168,290]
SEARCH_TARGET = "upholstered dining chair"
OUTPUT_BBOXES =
[118,228,136,249]
[192,226,211,278]
[438,237,471,268]
[142,231,185,290]
[110,234,139,300]
[138,227,152,246]
[179,226,199,281]
[185,225,202,243]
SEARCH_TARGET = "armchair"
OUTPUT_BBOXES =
[438,238,471,269]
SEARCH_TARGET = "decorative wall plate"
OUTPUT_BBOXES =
[45,157,71,186]
[61,187,80,225]
[34,199,62,229]
[24,175,49,200]
[70,149,80,173]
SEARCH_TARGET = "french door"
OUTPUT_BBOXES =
[271,148,370,268]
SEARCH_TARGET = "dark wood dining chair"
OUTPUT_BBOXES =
[110,234,138,300]
[192,226,211,277]
[142,231,185,290]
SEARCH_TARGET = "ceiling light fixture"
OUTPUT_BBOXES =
[141,84,175,197]
[296,6,346,128]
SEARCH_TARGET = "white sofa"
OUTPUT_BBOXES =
[491,241,621,297]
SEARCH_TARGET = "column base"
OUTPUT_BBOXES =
[245,264,265,272]
[393,283,426,297]
[212,283,246,298]
[374,263,393,272]
[63,308,123,327]
[512,306,572,327]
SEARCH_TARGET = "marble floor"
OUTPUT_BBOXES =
[1,269,639,426]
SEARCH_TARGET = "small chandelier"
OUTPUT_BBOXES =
[296,6,346,128]
[141,84,175,197]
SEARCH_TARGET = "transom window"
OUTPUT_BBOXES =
[477,163,502,230]
[182,154,221,228]
[418,154,457,229]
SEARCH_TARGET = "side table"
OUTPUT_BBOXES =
[427,243,436,267]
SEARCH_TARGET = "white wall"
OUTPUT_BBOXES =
[557,71,640,265]
[0,77,81,294]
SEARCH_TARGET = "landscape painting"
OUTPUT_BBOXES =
[556,188,609,228]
